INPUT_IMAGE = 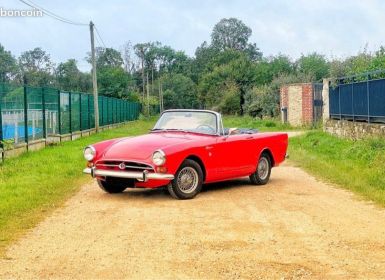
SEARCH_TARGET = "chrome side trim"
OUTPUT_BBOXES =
[83,168,174,182]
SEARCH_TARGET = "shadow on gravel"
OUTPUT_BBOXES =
[104,176,272,201]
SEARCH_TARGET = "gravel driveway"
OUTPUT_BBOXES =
[1,159,385,279]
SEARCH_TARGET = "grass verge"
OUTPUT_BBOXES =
[289,131,385,206]
[0,119,155,256]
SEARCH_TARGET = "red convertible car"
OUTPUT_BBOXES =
[83,109,288,199]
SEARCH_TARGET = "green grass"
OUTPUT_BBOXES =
[0,119,155,256]
[289,131,385,206]
[222,115,294,131]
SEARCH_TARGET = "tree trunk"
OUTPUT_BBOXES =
[239,88,245,116]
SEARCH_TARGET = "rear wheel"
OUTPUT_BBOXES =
[250,152,272,185]
[97,177,133,193]
[167,159,203,199]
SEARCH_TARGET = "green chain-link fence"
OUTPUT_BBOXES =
[0,83,141,144]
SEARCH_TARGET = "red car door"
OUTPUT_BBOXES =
[210,134,253,181]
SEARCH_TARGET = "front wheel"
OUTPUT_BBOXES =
[250,153,272,185]
[167,159,203,199]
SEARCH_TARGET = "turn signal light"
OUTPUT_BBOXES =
[156,166,168,173]
[87,162,94,168]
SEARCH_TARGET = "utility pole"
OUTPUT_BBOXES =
[146,72,150,115]
[90,21,99,132]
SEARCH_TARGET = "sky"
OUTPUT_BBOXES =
[1,0,385,71]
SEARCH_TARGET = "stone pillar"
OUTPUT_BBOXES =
[322,79,330,122]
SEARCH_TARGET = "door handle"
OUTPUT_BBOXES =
[245,136,254,139]
[205,146,213,150]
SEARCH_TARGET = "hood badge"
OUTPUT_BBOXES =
[118,162,126,170]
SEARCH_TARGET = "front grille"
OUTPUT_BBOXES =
[96,160,154,172]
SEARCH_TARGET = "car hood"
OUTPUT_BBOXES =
[101,132,195,161]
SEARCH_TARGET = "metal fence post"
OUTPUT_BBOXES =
[69,92,72,133]
[367,75,370,123]
[351,83,354,121]
[0,90,3,143]
[79,93,82,131]
[338,82,341,120]
[57,90,62,135]
[23,86,28,144]
[42,87,46,138]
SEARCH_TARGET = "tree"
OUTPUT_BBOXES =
[121,41,136,74]
[97,67,129,98]
[296,53,329,81]
[161,74,198,109]
[198,51,257,115]
[0,44,17,83]
[18,47,55,86]
[134,43,150,100]
[95,47,124,68]
[56,59,92,92]
[211,18,261,60]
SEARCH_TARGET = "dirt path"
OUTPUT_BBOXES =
[1,161,385,279]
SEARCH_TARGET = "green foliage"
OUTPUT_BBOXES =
[161,73,198,109]
[97,66,129,98]
[0,139,14,151]
[0,44,17,83]
[289,131,385,206]
[18,47,55,86]
[56,59,92,92]
[211,18,262,61]
[296,52,329,81]
[245,85,279,118]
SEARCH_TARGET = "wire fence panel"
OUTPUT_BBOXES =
[0,83,141,146]
[0,84,25,143]
[43,88,59,137]
[80,94,89,130]
[71,93,80,132]
[60,92,71,134]
[26,87,44,141]
[89,95,95,129]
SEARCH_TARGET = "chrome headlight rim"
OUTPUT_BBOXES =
[152,149,166,166]
[84,146,96,161]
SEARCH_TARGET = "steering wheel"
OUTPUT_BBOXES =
[196,124,216,134]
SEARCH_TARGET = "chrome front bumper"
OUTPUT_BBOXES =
[83,167,174,182]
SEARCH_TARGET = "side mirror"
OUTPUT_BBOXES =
[228,128,238,136]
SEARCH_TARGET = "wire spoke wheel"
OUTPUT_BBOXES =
[250,153,271,185]
[257,157,269,180]
[176,167,199,194]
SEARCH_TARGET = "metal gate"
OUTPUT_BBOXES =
[313,83,323,123]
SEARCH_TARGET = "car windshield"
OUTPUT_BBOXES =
[153,111,218,135]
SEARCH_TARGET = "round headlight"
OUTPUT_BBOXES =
[152,150,166,166]
[84,146,96,161]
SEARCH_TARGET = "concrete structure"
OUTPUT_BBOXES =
[322,79,330,123]
[280,83,315,126]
